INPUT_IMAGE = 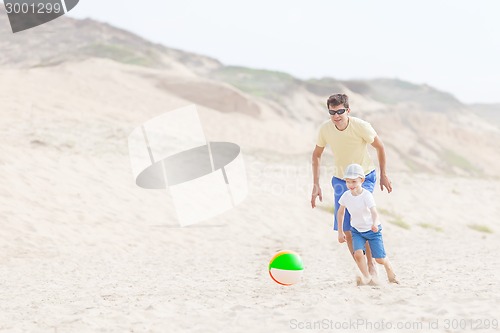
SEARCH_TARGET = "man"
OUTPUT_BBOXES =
[310,93,392,276]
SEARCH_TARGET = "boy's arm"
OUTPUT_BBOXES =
[337,205,347,243]
[369,207,379,232]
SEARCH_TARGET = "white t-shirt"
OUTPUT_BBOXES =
[338,189,376,232]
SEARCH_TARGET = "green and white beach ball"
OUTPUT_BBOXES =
[268,250,304,285]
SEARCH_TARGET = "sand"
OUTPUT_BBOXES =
[0,59,499,333]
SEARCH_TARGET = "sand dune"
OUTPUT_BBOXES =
[1,59,499,332]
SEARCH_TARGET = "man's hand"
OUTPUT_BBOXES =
[371,224,378,232]
[370,136,392,193]
[311,184,322,208]
[379,173,392,193]
[338,232,346,243]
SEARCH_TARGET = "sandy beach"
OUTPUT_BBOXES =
[1,58,499,333]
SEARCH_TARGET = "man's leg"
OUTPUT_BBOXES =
[362,170,378,277]
[344,231,354,258]
[365,242,377,277]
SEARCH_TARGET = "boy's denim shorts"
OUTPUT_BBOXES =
[351,225,386,258]
[332,169,376,231]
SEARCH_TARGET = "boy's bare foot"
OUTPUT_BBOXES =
[356,276,372,286]
[356,276,364,286]
[388,272,399,284]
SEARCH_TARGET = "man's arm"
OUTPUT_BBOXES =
[371,136,392,193]
[311,145,325,208]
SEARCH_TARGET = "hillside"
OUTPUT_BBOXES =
[0,6,221,75]
[470,103,500,127]
[1,7,499,177]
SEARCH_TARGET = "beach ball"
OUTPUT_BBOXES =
[268,250,304,285]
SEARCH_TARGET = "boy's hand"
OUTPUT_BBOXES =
[338,232,346,243]
[371,224,378,232]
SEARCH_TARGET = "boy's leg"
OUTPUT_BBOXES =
[351,229,371,282]
[346,233,374,277]
[374,257,398,284]
[367,227,398,284]
[346,232,374,276]
[354,250,371,281]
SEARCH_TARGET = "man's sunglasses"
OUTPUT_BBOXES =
[328,108,347,116]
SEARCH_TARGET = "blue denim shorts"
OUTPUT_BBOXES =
[332,169,376,231]
[351,225,386,259]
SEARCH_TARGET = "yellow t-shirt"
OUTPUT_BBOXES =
[316,116,377,179]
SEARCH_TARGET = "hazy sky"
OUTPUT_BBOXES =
[62,1,499,104]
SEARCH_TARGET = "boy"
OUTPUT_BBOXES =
[337,164,398,285]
